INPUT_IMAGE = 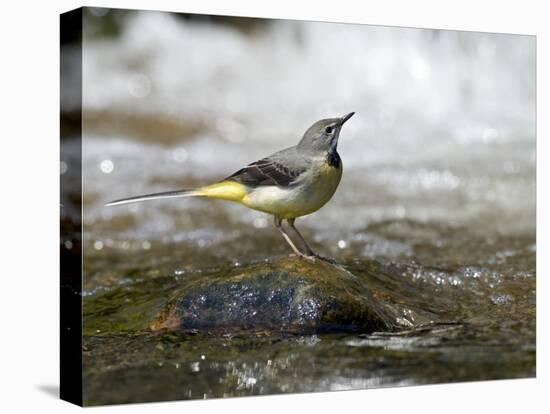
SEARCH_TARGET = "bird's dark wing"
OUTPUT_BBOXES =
[226,157,307,187]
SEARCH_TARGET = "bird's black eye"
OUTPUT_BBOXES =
[325,126,333,134]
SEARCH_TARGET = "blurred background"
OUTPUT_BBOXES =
[70,8,535,264]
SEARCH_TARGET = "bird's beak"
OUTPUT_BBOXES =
[339,112,355,126]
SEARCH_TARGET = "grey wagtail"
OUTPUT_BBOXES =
[106,112,355,260]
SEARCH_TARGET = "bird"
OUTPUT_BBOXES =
[106,112,355,260]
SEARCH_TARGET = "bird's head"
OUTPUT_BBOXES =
[298,112,355,154]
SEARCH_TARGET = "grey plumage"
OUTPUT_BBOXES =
[226,146,309,187]
[226,111,355,189]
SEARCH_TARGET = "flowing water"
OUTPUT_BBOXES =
[61,8,535,405]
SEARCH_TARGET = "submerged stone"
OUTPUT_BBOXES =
[151,256,397,334]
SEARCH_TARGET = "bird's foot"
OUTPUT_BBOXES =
[288,252,317,262]
[302,254,317,263]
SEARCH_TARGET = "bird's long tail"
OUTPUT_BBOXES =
[105,180,248,207]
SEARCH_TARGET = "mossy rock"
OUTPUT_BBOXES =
[151,256,397,334]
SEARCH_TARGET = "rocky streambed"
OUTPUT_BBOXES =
[81,230,535,405]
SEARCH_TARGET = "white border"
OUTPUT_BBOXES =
[0,1,546,413]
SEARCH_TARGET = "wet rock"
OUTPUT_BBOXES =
[151,256,397,334]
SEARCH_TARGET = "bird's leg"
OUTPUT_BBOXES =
[286,218,317,257]
[274,216,315,261]
[286,219,336,263]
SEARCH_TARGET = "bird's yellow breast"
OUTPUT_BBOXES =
[242,158,342,219]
